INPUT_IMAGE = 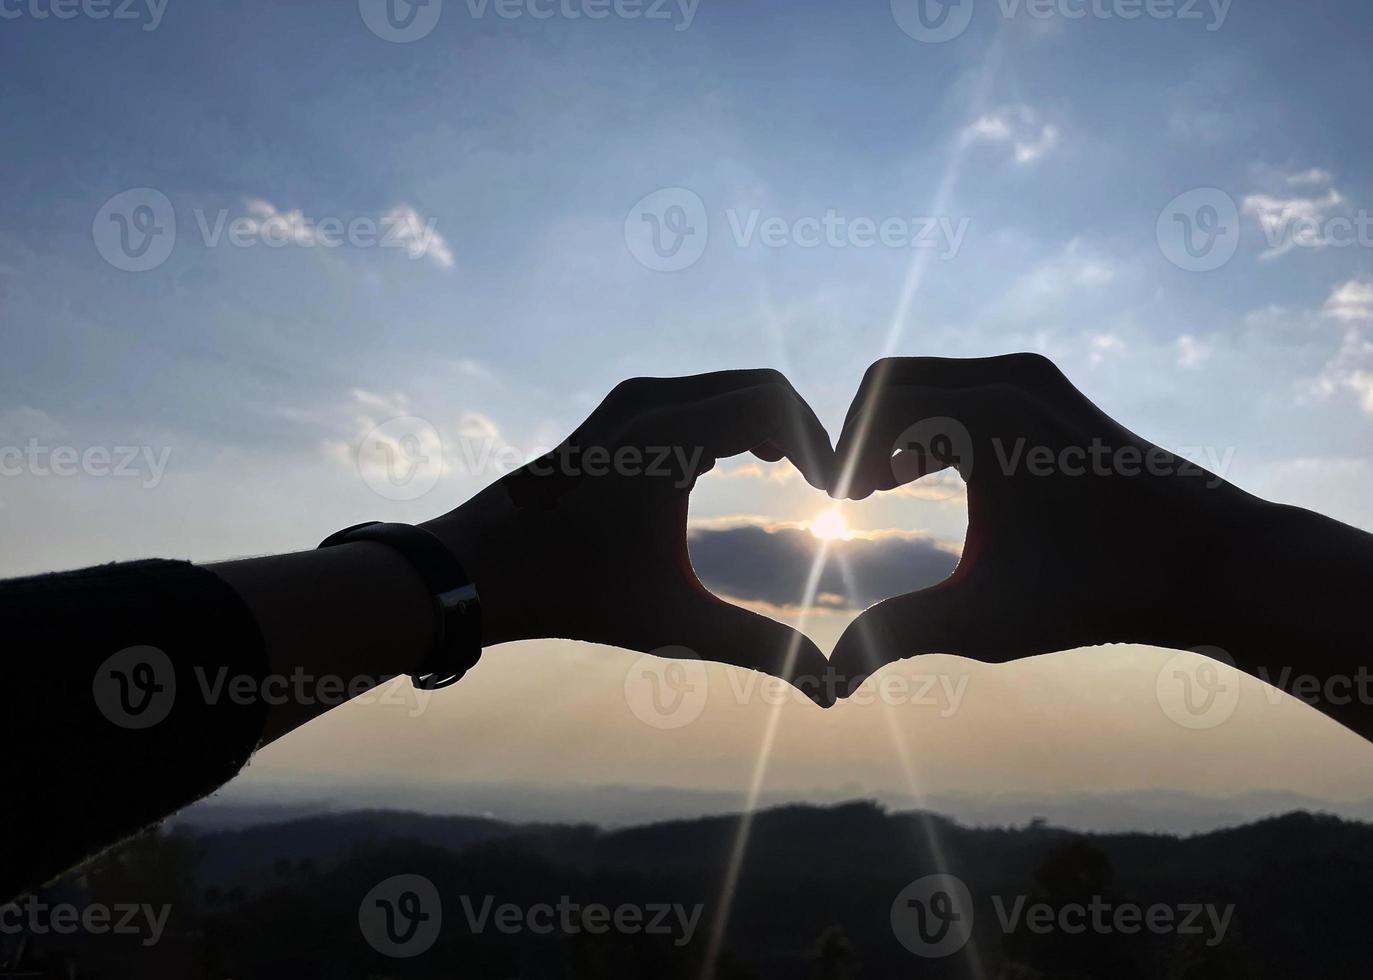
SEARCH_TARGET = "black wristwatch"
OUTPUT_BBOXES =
[318,521,482,689]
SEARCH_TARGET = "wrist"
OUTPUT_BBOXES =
[1166,496,1372,660]
[421,482,531,648]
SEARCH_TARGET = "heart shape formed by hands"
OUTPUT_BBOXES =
[424,355,1252,708]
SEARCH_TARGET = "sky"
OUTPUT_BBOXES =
[3,0,1373,823]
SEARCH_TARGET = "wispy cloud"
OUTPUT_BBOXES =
[1287,168,1333,187]
[963,106,1059,164]
[1316,281,1373,415]
[348,388,411,415]
[1324,280,1373,323]
[993,239,1117,318]
[1242,170,1344,260]
[241,199,321,246]
[1176,334,1211,370]
[319,388,530,493]
[383,204,455,269]
[321,388,433,469]
[1088,332,1126,367]
[0,406,63,443]
[236,199,453,269]
[700,460,801,484]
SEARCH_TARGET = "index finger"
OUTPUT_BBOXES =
[647,374,836,491]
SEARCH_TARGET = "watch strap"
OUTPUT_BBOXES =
[318,521,482,689]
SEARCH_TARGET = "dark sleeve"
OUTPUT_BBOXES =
[0,559,269,901]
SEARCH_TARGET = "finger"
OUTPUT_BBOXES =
[752,439,784,463]
[837,357,1006,458]
[840,354,1066,430]
[829,581,976,699]
[678,591,837,707]
[580,370,804,452]
[834,355,1066,498]
[650,380,835,491]
[597,369,806,421]
[833,360,945,499]
[737,376,835,491]
[652,368,801,400]
[836,384,1015,500]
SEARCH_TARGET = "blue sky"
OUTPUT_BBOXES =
[4,0,1373,813]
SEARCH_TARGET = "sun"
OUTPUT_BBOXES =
[808,508,853,541]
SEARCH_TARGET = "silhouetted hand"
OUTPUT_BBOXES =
[424,369,838,705]
[828,353,1265,695]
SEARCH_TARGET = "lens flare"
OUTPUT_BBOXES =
[808,508,853,541]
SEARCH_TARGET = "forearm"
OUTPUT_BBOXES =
[211,488,536,744]
[1,560,272,899]
[208,540,438,745]
[1171,500,1373,740]
[1,514,504,898]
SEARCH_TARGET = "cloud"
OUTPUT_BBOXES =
[1320,331,1373,415]
[1176,334,1211,370]
[1087,333,1126,367]
[348,387,411,415]
[242,199,320,246]
[1241,170,1344,260]
[0,406,63,443]
[700,459,801,483]
[1004,238,1114,299]
[1324,280,1373,323]
[1287,168,1333,187]
[319,388,534,488]
[1345,373,1373,414]
[963,106,1059,164]
[320,387,432,471]
[687,522,960,611]
[1314,281,1373,415]
[383,204,455,269]
[1257,280,1373,419]
[453,358,497,383]
[237,199,453,269]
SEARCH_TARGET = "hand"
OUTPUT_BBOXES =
[828,353,1267,695]
[424,369,838,705]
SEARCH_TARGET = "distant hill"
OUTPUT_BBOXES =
[13,803,1372,979]
[177,778,1373,834]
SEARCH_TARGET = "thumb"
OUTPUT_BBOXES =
[679,592,837,708]
[829,581,979,699]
